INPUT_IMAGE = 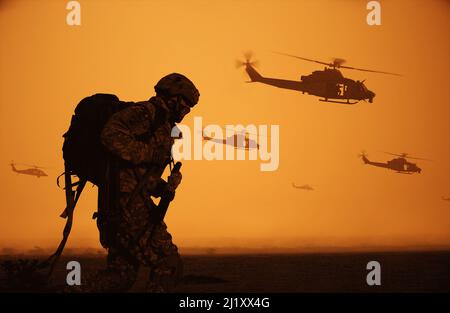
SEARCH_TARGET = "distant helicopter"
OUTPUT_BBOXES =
[442,197,450,202]
[10,161,48,178]
[292,183,314,191]
[237,52,401,104]
[359,152,428,174]
[202,130,260,150]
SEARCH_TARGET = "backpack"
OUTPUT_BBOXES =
[62,93,129,185]
[47,93,131,276]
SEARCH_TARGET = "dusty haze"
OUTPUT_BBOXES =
[0,0,449,252]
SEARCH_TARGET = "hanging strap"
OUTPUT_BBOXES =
[41,168,86,279]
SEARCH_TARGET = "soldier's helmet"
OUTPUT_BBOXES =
[154,73,200,107]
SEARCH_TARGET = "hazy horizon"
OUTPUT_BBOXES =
[1,0,450,251]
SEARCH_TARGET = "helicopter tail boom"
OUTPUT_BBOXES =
[360,154,370,164]
[360,154,388,169]
[245,64,264,82]
[245,64,306,92]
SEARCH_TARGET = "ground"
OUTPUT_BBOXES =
[1,251,449,292]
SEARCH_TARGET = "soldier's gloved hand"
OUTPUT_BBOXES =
[167,171,182,193]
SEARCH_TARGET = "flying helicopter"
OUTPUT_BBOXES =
[237,52,401,104]
[442,196,450,202]
[202,129,260,150]
[359,151,428,174]
[10,161,48,178]
[292,183,314,191]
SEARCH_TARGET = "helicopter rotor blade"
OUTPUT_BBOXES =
[358,150,368,158]
[404,156,432,161]
[250,60,259,68]
[235,60,257,69]
[339,65,402,76]
[380,151,431,161]
[274,51,402,75]
[273,52,332,67]
[224,126,267,137]
[381,151,405,158]
[235,59,245,69]
[14,162,51,169]
[199,129,262,139]
[243,51,253,62]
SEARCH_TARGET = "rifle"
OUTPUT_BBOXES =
[150,161,182,224]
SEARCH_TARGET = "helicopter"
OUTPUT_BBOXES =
[10,161,48,178]
[292,183,314,191]
[442,196,450,202]
[202,129,260,150]
[237,52,401,104]
[359,152,428,174]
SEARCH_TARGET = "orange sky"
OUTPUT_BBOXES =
[1,0,449,251]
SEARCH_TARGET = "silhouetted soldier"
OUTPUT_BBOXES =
[86,73,199,292]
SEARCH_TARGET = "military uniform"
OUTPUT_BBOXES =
[86,96,182,292]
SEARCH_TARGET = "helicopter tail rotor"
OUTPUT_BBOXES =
[237,52,263,82]
[236,51,259,69]
[358,150,369,163]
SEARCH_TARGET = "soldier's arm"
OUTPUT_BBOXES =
[151,170,182,197]
[101,104,157,165]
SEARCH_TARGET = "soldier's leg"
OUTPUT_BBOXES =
[117,193,182,292]
[83,191,147,292]
[145,221,183,292]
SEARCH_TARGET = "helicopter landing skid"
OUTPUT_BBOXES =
[319,99,358,105]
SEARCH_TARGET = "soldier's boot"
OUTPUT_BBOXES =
[145,254,183,293]
[81,267,137,293]
[81,251,138,292]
